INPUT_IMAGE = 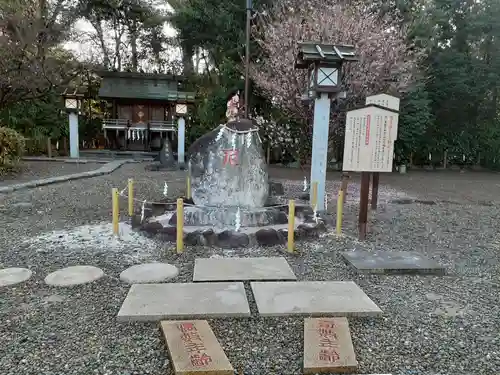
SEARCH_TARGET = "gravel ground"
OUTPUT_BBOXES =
[0,163,499,375]
[0,161,101,187]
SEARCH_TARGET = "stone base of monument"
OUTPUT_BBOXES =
[131,196,329,248]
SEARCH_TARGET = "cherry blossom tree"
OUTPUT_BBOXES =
[251,0,419,135]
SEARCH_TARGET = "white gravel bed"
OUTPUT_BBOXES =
[0,163,498,375]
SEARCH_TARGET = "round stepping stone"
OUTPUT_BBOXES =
[44,266,104,286]
[120,263,179,284]
[0,267,32,287]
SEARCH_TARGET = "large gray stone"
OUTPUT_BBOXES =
[117,282,251,321]
[193,256,296,281]
[342,249,446,275]
[250,281,382,317]
[119,263,179,284]
[0,267,32,286]
[44,265,105,286]
[187,119,268,209]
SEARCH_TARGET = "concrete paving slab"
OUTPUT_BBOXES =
[44,265,104,286]
[193,256,296,281]
[120,263,179,284]
[342,249,445,275]
[303,317,358,374]
[0,267,32,286]
[161,320,234,375]
[117,282,251,322]
[251,281,382,317]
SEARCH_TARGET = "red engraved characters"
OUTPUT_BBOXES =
[317,320,340,363]
[365,114,371,146]
[190,352,213,367]
[319,348,340,362]
[222,149,239,166]
[176,322,213,367]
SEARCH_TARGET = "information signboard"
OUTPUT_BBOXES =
[342,105,399,172]
[365,93,400,111]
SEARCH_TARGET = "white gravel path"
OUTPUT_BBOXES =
[0,163,498,375]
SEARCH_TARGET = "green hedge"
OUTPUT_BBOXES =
[0,126,25,174]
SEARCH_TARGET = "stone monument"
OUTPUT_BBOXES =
[134,91,329,247]
[159,138,175,167]
[147,138,176,171]
[187,92,268,210]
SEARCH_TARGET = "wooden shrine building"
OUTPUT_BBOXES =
[98,71,195,152]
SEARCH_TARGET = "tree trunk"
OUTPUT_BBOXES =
[129,20,138,72]
[181,42,194,75]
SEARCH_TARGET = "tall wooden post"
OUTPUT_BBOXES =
[358,172,370,240]
[371,172,379,210]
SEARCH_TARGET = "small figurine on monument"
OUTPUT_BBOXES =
[226,89,245,121]
[226,90,239,121]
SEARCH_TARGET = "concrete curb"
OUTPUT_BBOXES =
[21,156,109,164]
[0,160,129,194]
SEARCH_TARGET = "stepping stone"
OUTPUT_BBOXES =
[342,249,445,275]
[117,282,250,322]
[0,267,32,287]
[303,317,358,374]
[193,256,296,282]
[161,320,234,375]
[44,265,104,286]
[251,281,382,317]
[120,263,179,284]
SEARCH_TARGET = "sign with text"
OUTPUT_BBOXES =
[161,320,234,375]
[303,317,358,374]
[366,93,400,111]
[342,105,399,172]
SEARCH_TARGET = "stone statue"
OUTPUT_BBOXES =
[225,90,240,122]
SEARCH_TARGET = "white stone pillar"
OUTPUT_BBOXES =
[69,112,79,158]
[309,93,331,211]
[177,116,185,166]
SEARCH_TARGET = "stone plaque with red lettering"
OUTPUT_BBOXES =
[303,317,358,374]
[161,320,234,375]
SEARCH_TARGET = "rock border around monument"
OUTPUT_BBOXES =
[129,193,329,248]
[133,214,327,248]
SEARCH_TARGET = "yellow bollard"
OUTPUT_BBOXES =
[311,181,318,209]
[176,198,184,253]
[112,188,119,235]
[186,175,191,199]
[336,190,345,235]
[128,178,134,216]
[287,200,295,252]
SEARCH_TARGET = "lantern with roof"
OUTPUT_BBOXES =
[295,42,357,104]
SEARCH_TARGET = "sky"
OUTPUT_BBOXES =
[63,3,181,64]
